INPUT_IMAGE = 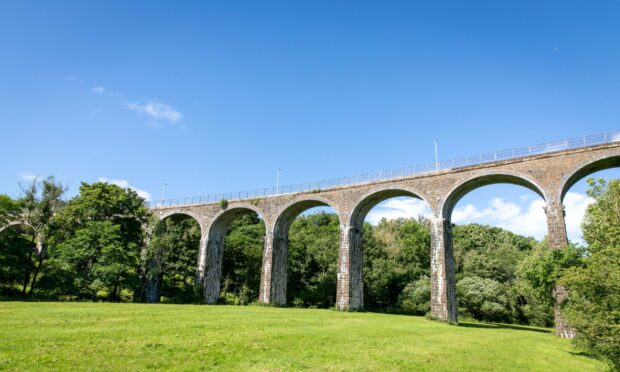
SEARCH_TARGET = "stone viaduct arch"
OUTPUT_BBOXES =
[146,211,205,303]
[0,220,33,235]
[203,204,266,304]
[338,186,433,311]
[259,195,341,306]
[436,170,549,323]
[559,154,620,202]
[149,140,620,337]
[440,171,549,218]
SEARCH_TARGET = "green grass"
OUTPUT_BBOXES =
[0,302,607,371]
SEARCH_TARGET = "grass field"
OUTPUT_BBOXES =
[0,302,607,371]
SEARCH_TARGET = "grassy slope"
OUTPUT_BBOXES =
[0,303,606,371]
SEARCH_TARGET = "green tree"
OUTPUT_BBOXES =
[457,276,511,322]
[220,213,265,305]
[287,212,340,308]
[561,179,620,369]
[145,215,202,303]
[43,182,149,301]
[451,224,541,324]
[0,225,35,297]
[10,177,66,296]
[0,194,20,226]
[398,276,431,315]
[363,217,431,312]
[0,195,31,297]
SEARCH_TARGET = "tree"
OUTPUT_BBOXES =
[147,215,202,303]
[220,213,265,305]
[9,177,66,295]
[0,194,20,227]
[0,195,29,296]
[44,182,149,301]
[363,217,431,312]
[457,275,511,322]
[560,179,620,369]
[0,226,35,297]
[398,276,431,315]
[287,212,340,308]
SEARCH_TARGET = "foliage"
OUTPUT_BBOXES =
[560,179,620,369]
[517,241,583,309]
[0,178,66,296]
[398,276,431,315]
[44,221,134,300]
[145,215,202,303]
[363,217,431,312]
[0,194,20,226]
[40,182,149,301]
[287,212,340,308]
[0,195,31,296]
[457,276,511,322]
[0,226,35,297]
[220,213,264,304]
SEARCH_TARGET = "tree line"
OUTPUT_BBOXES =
[0,178,618,368]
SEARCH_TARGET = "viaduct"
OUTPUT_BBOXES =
[151,133,620,338]
[3,133,614,337]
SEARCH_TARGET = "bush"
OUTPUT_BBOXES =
[398,276,430,315]
[457,276,511,322]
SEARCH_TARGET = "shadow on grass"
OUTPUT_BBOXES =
[459,321,552,334]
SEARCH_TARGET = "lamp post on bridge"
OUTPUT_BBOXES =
[435,140,439,171]
[160,183,167,207]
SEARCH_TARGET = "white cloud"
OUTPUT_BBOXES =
[564,192,595,244]
[365,198,432,225]
[92,85,105,95]
[92,85,123,98]
[451,192,594,243]
[364,192,595,244]
[18,172,38,182]
[125,101,183,124]
[452,198,548,239]
[97,177,151,201]
[66,75,81,83]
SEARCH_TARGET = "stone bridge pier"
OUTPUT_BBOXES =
[148,141,620,338]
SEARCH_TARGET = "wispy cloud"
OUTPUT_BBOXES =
[74,80,182,126]
[125,101,183,124]
[92,85,105,95]
[18,172,39,182]
[97,177,151,201]
[91,85,123,98]
[66,75,81,83]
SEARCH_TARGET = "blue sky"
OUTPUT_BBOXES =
[1,1,619,243]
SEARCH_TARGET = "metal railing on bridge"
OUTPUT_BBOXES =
[151,130,620,208]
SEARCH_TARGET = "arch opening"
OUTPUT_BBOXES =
[285,203,339,308]
[442,173,547,219]
[562,167,620,246]
[560,155,620,202]
[447,181,549,326]
[269,198,340,308]
[349,188,432,313]
[144,213,202,303]
[204,206,265,305]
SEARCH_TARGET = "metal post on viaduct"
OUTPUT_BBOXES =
[151,139,620,338]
